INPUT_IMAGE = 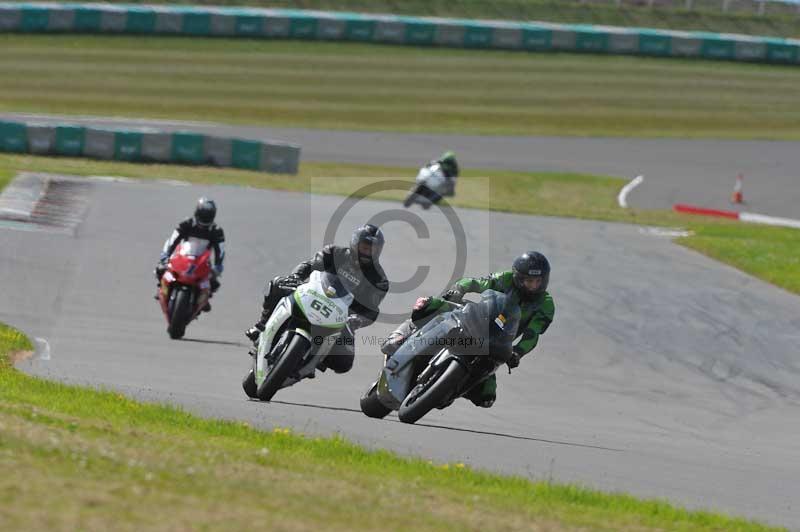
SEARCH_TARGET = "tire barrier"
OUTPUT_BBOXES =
[0,120,301,174]
[0,3,798,65]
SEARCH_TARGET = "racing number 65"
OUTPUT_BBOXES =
[310,298,333,318]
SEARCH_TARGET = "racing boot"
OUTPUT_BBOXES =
[380,318,418,357]
[465,375,497,408]
[245,324,264,344]
[380,332,407,357]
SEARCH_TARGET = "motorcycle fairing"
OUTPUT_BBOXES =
[256,298,292,386]
[158,238,213,324]
[255,271,354,388]
[293,270,353,328]
[378,313,459,408]
[377,290,521,408]
[415,164,447,193]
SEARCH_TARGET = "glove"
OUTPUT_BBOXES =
[507,351,522,369]
[442,287,464,303]
[280,273,302,288]
[410,296,437,323]
[346,315,370,331]
[413,296,430,311]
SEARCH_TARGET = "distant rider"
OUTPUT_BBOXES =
[381,251,554,407]
[155,197,225,311]
[426,150,459,198]
[245,224,389,374]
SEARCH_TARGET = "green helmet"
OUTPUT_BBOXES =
[438,151,459,178]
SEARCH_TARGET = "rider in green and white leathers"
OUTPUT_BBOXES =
[382,252,555,407]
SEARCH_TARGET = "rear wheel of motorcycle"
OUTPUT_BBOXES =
[398,360,467,424]
[242,369,258,399]
[360,381,391,419]
[167,289,191,339]
[256,333,311,402]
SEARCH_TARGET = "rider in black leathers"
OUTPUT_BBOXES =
[155,197,225,311]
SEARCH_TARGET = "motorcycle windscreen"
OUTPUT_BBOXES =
[381,313,459,407]
[316,270,354,304]
[177,237,210,257]
[452,290,521,357]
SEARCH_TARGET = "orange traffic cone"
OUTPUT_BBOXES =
[731,173,744,204]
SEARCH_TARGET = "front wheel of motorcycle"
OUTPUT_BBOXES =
[256,333,311,402]
[360,381,391,419]
[242,369,258,399]
[398,360,467,424]
[167,288,192,339]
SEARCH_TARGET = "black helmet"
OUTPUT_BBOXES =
[438,151,459,178]
[194,197,216,227]
[512,252,550,299]
[350,224,384,267]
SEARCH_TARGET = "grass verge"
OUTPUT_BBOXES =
[677,223,800,294]
[0,323,783,531]
[2,35,800,139]
[0,152,685,225]
[0,323,32,366]
[52,0,800,38]
[2,153,798,296]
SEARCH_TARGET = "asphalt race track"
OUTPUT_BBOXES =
[2,176,799,528]
[3,112,800,219]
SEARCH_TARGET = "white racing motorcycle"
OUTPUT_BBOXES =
[242,270,354,402]
[403,162,454,209]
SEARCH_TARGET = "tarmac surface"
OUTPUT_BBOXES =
[3,112,800,219]
[2,175,799,529]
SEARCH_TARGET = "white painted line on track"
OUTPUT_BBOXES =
[84,175,137,184]
[739,212,800,230]
[151,179,191,187]
[35,338,51,361]
[0,207,33,218]
[617,175,643,208]
[638,227,693,238]
[0,220,73,235]
[86,175,190,187]
[20,171,191,188]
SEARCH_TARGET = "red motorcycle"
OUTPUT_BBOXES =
[157,238,212,339]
